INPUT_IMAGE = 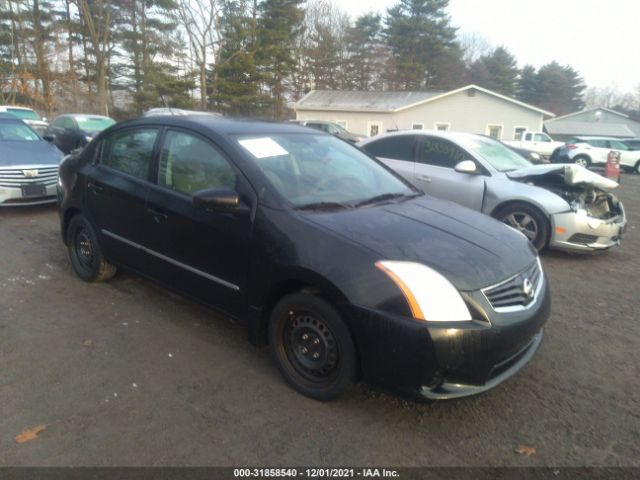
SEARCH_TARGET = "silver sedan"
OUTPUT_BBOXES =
[358,130,627,253]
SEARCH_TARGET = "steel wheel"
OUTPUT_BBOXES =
[67,214,117,282]
[269,292,357,400]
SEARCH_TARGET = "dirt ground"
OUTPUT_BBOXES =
[0,175,638,467]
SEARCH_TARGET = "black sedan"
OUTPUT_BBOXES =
[0,113,63,206]
[45,114,115,154]
[57,117,549,401]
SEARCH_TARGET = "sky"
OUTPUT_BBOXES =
[340,0,639,93]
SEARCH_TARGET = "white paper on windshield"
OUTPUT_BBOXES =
[238,137,288,159]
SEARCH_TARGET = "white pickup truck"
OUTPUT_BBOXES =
[504,131,564,158]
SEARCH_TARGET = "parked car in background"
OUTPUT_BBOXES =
[0,105,49,135]
[142,108,221,117]
[58,116,549,401]
[0,113,63,206]
[290,120,365,143]
[503,141,547,164]
[622,138,640,151]
[359,131,626,253]
[504,131,564,159]
[552,136,640,173]
[44,114,115,154]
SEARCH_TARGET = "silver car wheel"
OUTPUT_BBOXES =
[504,213,538,241]
[574,157,589,167]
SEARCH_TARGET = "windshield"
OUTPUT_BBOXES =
[0,121,41,141]
[7,108,40,121]
[236,133,415,209]
[75,116,115,132]
[462,136,532,172]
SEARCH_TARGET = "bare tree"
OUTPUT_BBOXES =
[176,0,221,109]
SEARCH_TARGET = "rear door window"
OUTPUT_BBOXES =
[101,128,159,181]
[362,135,418,161]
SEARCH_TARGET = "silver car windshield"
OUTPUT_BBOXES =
[236,133,415,209]
[462,136,532,172]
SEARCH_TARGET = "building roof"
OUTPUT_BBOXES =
[546,107,630,123]
[295,84,556,117]
[544,121,635,137]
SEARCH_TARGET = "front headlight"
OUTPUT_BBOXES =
[375,261,472,322]
[84,135,93,142]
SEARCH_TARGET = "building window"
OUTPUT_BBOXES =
[434,123,450,131]
[367,121,382,137]
[486,124,503,139]
[514,126,527,140]
[335,120,348,129]
[412,123,424,130]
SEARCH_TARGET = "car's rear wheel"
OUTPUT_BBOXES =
[635,160,640,174]
[67,214,116,282]
[573,155,591,167]
[268,292,357,400]
[494,203,549,251]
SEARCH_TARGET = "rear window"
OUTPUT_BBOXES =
[75,116,115,132]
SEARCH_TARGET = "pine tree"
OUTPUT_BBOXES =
[383,0,462,90]
[345,13,386,90]
[256,0,305,119]
[468,46,519,96]
[536,61,585,115]
[516,64,540,105]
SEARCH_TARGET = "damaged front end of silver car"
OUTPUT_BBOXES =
[508,165,627,252]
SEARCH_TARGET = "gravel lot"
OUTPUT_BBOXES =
[1,174,639,467]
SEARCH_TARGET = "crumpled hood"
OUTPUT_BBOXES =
[0,140,64,166]
[507,164,618,190]
[303,196,536,291]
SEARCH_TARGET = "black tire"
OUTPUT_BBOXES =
[66,214,116,282]
[494,202,550,251]
[573,155,591,167]
[635,160,640,174]
[268,292,358,400]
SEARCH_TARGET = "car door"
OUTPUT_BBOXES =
[414,136,485,211]
[144,128,254,317]
[360,134,419,183]
[82,126,160,273]
[585,139,608,164]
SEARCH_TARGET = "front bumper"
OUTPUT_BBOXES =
[0,184,57,206]
[343,276,550,400]
[549,206,627,253]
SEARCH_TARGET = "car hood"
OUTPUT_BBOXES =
[0,140,64,166]
[302,196,535,291]
[507,164,618,190]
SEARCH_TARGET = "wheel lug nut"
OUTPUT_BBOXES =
[314,338,320,345]
[302,334,308,340]
[301,347,308,354]
[313,352,320,359]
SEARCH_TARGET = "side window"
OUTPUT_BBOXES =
[62,117,75,129]
[608,140,628,150]
[158,130,236,196]
[418,137,467,169]
[52,117,66,128]
[362,135,417,162]
[102,128,158,180]
[524,133,532,141]
[589,139,607,148]
[533,133,550,142]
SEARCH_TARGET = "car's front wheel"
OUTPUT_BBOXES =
[67,214,117,282]
[494,203,550,251]
[268,292,358,400]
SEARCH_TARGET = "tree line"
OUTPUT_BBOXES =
[0,0,593,120]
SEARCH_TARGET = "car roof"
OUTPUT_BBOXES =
[0,105,35,111]
[115,115,319,136]
[358,128,482,145]
[572,135,617,141]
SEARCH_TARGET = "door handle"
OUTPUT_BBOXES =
[87,181,104,193]
[148,207,168,223]
[416,175,431,183]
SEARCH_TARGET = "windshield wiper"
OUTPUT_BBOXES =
[354,192,419,208]
[294,201,353,211]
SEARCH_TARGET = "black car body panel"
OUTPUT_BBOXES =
[58,116,549,399]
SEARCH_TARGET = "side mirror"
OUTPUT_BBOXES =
[43,133,55,142]
[192,187,249,214]
[454,160,478,174]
